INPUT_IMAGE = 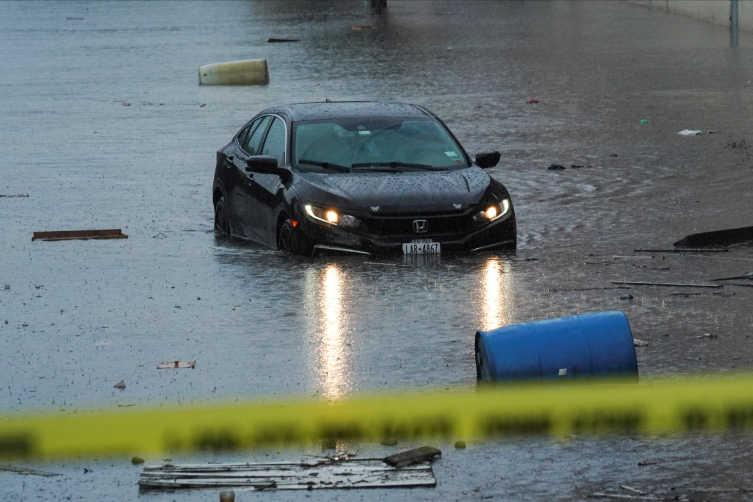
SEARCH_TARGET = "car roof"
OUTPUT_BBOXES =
[259,101,433,122]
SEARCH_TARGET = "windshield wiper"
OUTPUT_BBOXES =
[351,162,443,171]
[297,159,351,173]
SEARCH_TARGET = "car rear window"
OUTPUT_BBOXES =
[292,118,468,173]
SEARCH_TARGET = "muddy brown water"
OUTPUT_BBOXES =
[2,1,753,500]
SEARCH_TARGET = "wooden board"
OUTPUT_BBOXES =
[384,446,441,468]
[157,361,196,369]
[138,458,436,491]
[610,281,722,289]
[32,229,127,241]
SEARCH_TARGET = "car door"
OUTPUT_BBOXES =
[231,116,272,241]
[252,116,288,245]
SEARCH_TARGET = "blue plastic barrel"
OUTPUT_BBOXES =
[475,311,638,382]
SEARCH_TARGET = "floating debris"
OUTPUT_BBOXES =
[157,361,196,369]
[0,465,61,477]
[611,281,721,289]
[138,458,436,490]
[384,446,441,468]
[32,229,128,241]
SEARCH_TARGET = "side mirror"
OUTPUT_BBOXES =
[475,151,501,169]
[245,155,278,172]
[245,156,292,184]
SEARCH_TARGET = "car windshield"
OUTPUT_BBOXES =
[292,118,468,173]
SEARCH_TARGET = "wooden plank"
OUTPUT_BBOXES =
[142,458,392,471]
[138,459,435,491]
[711,272,753,281]
[0,465,61,477]
[634,248,727,253]
[384,446,441,468]
[610,281,722,289]
[157,361,196,369]
[32,229,127,241]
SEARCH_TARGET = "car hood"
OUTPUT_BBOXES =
[295,168,491,213]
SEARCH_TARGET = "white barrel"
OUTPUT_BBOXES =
[198,59,269,86]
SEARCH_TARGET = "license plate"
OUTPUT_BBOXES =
[402,240,441,254]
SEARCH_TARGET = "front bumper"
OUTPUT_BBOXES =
[299,209,517,255]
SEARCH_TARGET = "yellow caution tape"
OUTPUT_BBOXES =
[3,374,753,460]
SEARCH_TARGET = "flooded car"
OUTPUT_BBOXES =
[212,101,516,255]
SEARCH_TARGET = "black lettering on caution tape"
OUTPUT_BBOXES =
[481,415,551,436]
[193,429,240,451]
[0,434,33,458]
[726,405,753,429]
[682,408,710,430]
[378,417,455,440]
[571,411,642,434]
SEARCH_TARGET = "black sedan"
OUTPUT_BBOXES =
[212,101,516,255]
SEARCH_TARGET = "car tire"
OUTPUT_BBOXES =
[214,196,230,235]
[278,220,312,256]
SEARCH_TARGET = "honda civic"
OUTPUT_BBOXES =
[212,101,516,255]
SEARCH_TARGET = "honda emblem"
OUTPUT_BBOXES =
[413,220,428,233]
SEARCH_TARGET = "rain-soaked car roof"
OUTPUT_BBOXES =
[260,101,433,122]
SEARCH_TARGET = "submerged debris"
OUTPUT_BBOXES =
[712,272,753,281]
[589,492,663,500]
[384,446,441,468]
[674,225,753,248]
[634,248,727,253]
[611,281,721,289]
[620,485,647,495]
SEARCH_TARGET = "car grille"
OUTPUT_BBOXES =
[363,213,473,237]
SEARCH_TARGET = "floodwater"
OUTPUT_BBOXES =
[2,1,753,500]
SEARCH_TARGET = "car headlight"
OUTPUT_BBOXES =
[305,204,360,228]
[472,198,510,224]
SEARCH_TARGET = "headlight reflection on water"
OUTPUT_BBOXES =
[479,257,514,332]
[304,264,352,401]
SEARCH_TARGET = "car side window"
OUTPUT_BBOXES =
[260,117,286,165]
[242,116,272,155]
[237,125,251,149]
